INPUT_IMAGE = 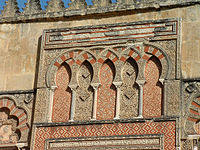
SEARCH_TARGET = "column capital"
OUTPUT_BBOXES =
[68,84,78,91]
[91,83,101,89]
[136,80,146,86]
[50,85,57,90]
[113,82,123,88]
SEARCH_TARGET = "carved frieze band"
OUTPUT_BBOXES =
[43,19,178,49]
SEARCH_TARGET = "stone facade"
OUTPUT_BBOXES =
[0,0,199,149]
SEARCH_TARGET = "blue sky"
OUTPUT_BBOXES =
[0,0,117,12]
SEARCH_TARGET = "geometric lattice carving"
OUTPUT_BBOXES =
[121,57,139,118]
[34,121,176,150]
[75,61,93,121]
[77,61,93,102]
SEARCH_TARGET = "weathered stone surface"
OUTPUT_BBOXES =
[46,0,65,12]
[1,0,19,17]
[23,0,41,14]
[0,1,199,149]
[68,0,87,9]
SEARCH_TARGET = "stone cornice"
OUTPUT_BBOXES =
[0,0,199,23]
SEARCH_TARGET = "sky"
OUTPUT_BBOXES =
[0,0,117,12]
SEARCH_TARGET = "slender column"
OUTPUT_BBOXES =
[47,86,57,123]
[113,82,122,120]
[137,80,145,118]
[193,139,198,150]
[91,83,100,120]
[69,85,77,122]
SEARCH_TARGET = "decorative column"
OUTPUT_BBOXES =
[137,80,145,118]
[47,86,57,123]
[159,78,165,116]
[91,83,100,120]
[69,85,78,122]
[113,82,122,120]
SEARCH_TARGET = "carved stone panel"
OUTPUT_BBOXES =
[120,58,139,118]
[75,61,93,121]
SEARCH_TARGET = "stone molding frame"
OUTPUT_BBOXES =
[44,42,171,121]
[184,82,200,137]
[0,95,30,144]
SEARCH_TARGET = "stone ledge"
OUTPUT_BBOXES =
[34,117,178,127]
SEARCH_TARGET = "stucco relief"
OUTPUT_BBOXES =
[0,108,19,144]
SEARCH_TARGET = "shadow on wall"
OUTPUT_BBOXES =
[0,0,117,13]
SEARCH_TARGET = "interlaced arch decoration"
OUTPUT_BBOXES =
[45,42,171,122]
[184,92,200,136]
[142,42,172,80]
[0,97,29,143]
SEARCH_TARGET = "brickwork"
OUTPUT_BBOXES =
[52,63,72,122]
[33,121,176,150]
[97,60,116,120]
[143,56,163,118]
[1,0,199,147]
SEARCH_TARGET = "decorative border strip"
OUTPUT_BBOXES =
[45,134,163,150]
[43,18,178,50]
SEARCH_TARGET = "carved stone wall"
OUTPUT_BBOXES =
[1,0,200,149]
[0,92,34,149]
[30,17,182,150]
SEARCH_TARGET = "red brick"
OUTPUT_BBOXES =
[142,55,150,61]
[144,46,150,52]
[60,55,67,62]
[192,101,200,108]
[158,54,164,60]
[76,59,82,65]
[54,62,60,68]
[187,117,198,122]
[128,50,134,56]
[120,56,126,62]
[152,48,158,55]
[112,57,118,63]
[18,112,26,120]
[0,100,2,108]
[69,51,74,58]
[135,55,141,61]
[90,58,96,64]
[98,58,104,64]
[83,53,89,60]
[190,109,199,116]
[68,60,74,66]
[106,51,112,58]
